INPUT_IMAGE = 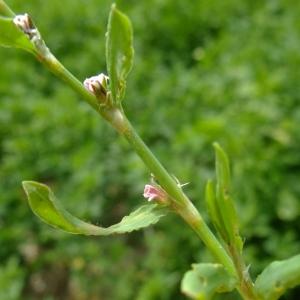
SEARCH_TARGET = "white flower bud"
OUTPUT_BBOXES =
[83,73,109,99]
[13,14,38,40]
[13,14,32,32]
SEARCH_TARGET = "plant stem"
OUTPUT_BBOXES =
[29,41,271,300]
[117,116,237,277]
[229,246,260,300]
[37,51,99,111]
[34,46,237,278]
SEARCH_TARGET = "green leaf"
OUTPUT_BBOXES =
[0,0,14,17]
[106,3,134,103]
[205,180,224,236]
[255,254,300,300]
[205,180,217,225]
[22,181,166,235]
[181,263,237,300]
[213,142,230,189]
[213,142,242,250]
[0,16,36,53]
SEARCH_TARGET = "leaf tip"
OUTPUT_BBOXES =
[212,141,222,153]
[22,180,47,196]
[22,180,34,194]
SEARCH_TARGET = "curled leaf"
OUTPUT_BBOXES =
[22,181,166,235]
[255,254,300,300]
[181,263,237,300]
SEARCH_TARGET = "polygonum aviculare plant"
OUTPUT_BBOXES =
[0,1,299,299]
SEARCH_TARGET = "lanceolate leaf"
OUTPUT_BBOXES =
[181,263,237,300]
[255,254,300,300]
[0,16,36,53]
[213,143,242,250]
[205,180,224,237]
[0,0,14,17]
[106,3,134,103]
[22,181,166,235]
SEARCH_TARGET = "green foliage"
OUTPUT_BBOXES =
[1,0,300,299]
[106,4,134,103]
[23,181,166,235]
[181,263,237,300]
[0,16,36,53]
[255,254,300,300]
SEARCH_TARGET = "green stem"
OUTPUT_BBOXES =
[116,117,237,277]
[124,120,261,298]
[35,46,236,278]
[38,51,99,111]
[229,246,260,300]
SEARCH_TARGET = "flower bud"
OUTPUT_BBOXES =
[13,14,37,39]
[83,73,109,101]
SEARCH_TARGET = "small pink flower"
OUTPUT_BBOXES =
[143,184,166,202]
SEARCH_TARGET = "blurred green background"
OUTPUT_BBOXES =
[1,0,300,299]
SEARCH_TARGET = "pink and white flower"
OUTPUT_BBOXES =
[143,184,166,202]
